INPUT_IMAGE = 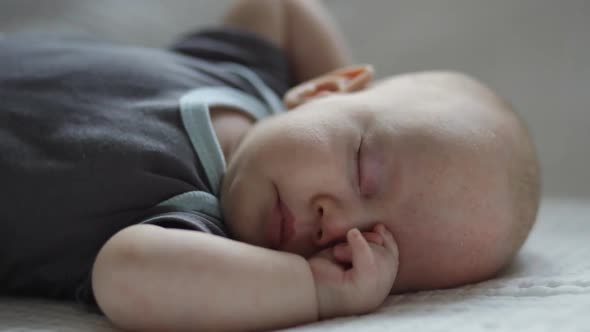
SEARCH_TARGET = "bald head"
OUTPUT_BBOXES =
[434,71,541,261]
[368,71,541,291]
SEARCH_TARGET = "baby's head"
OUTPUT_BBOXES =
[220,66,540,292]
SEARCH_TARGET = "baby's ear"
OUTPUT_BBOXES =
[283,64,374,110]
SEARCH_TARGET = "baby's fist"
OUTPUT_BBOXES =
[307,224,399,319]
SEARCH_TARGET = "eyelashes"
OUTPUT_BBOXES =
[355,134,381,199]
[356,136,363,195]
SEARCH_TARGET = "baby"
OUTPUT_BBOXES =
[0,0,540,331]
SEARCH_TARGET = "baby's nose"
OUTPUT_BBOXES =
[314,224,349,247]
[312,196,352,247]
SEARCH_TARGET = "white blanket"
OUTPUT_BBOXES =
[1,198,589,332]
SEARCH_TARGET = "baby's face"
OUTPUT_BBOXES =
[221,72,512,292]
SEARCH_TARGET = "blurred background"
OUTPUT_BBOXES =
[1,0,588,199]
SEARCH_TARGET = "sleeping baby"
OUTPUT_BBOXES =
[0,0,540,331]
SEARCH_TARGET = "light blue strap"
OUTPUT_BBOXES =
[181,86,271,122]
[220,63,285,115]
[156,191,222,220]
[157,64,284,218]
[179,98,225,195]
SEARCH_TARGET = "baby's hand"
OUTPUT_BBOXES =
[307,224,399,319]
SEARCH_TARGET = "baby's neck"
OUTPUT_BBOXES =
[210,106,255,164]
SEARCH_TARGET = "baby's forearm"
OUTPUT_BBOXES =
[223,0,351,83]
[92,224,319,332]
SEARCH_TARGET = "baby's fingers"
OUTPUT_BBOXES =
[362,231,384,246]
[333,243,352,263]
[374,224,399,260]
[334,230,383,263]
[347,229,376,277]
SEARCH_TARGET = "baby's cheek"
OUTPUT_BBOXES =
[389,250,416,292]
[384,223,438,292]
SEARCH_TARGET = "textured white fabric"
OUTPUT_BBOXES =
[1,198,588,332]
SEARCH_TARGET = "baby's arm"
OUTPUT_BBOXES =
[92,224,318,332]
[223,0,351,83]
[92,223,399,331]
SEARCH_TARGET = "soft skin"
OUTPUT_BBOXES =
[220,67,516,292]
[92,1,533,331]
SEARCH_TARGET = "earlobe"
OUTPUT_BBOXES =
[283,64,375,110]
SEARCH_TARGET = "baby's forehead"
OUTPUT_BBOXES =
[369,72,506,114]
[372,71,485,93]
[365,78,507,144]
[359,75,514,290]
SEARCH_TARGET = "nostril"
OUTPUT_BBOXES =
[318,206,324,217]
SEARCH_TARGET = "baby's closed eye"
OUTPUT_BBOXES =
[356,132,384,199]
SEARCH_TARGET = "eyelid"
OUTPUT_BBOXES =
[357,135,381,198]
[356,136,363,195]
